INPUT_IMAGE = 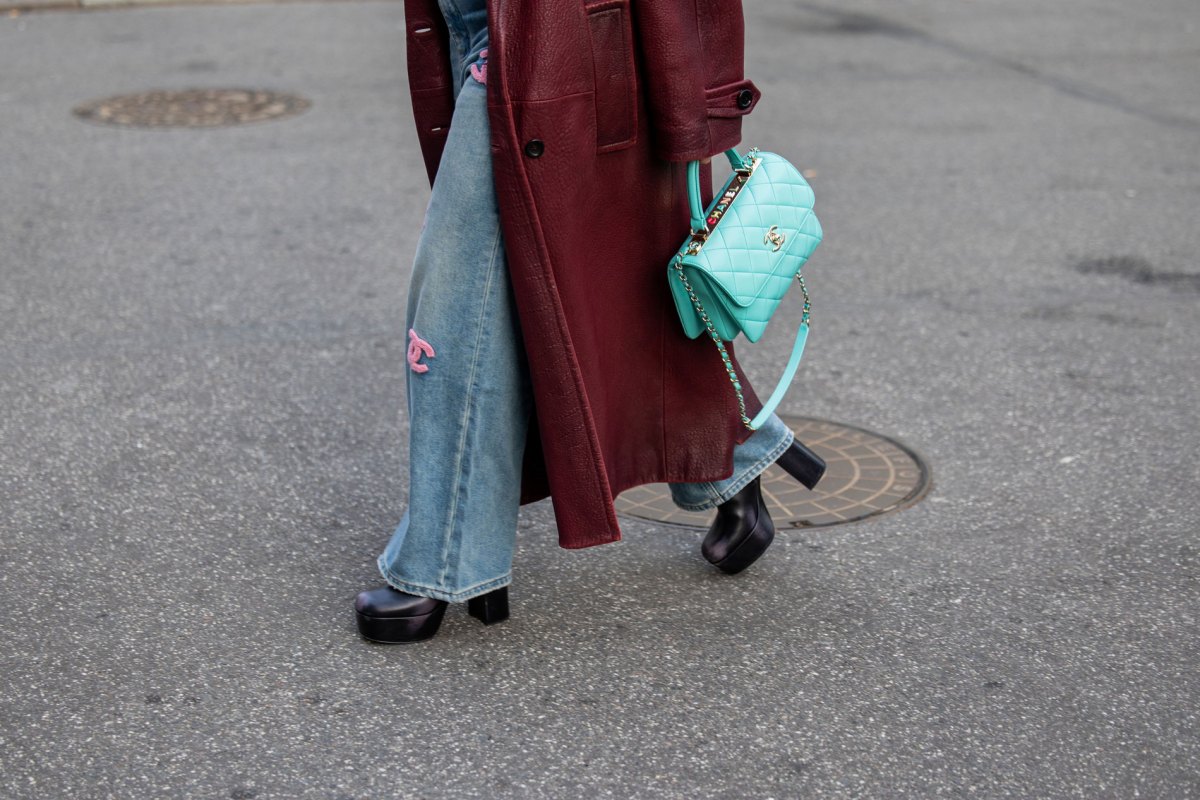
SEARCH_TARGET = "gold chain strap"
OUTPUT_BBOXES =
[672,258,810,430]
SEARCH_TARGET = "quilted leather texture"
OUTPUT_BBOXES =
[669,151,822,342]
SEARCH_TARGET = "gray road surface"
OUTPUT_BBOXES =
[2,0,1198,797]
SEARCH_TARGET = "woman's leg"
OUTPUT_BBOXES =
[666,412,795,512]
[375,26,532,603]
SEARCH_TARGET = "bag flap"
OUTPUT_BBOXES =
[687,154,822,309]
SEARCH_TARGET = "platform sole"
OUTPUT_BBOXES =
[704,511,776,575]
[355,603,448,644]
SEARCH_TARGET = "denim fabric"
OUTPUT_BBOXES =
[376,0,795,602]
[376,0,530,603]
[437,0,489,99]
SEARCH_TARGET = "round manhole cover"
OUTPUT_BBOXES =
[616,416,931,529]
[73,88,311,128]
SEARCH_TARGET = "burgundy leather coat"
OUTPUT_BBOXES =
[403,0,766,548]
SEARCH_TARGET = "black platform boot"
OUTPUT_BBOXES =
[354,585,509,644]
[701,474,776,574]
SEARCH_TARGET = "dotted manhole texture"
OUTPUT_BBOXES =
[615,416,931,529]
[73,88,311,128]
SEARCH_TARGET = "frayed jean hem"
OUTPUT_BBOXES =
[671,426,795,512]
[377,558,512,603]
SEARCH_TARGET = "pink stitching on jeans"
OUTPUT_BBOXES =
[469,48,488,84]
[407,328,435,372]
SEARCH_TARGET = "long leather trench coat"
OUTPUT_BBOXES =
[403,0,766,548]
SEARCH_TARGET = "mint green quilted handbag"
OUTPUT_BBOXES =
[668,146,823,430]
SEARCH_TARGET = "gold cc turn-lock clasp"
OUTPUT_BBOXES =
[764,225,786,252]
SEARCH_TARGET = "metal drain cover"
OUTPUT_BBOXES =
[615,416,930,529]
[73,88,310,128]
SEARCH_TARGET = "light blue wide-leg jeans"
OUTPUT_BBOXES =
[376,0,794,603]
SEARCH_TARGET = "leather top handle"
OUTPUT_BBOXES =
[687,148,748,233]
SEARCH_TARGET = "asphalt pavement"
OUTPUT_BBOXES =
[2,0,1198,797]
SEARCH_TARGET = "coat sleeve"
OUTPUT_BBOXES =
[632,0,763,163]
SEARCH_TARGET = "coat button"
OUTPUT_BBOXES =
[736,89,754,109]
[524,139,545,158]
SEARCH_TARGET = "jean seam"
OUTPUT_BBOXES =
[380,563,512,603]
[433,223,504,589]
[672,426,795,512]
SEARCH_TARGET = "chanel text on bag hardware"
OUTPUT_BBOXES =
[686,155,761,251]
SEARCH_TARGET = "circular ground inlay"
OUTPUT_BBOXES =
[73,88,311,128]
[615,416,931,529]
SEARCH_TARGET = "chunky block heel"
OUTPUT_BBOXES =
[775,438,826,490]
[467,586,509,625]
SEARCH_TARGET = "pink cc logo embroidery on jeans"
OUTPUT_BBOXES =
[407,328,435,373]
[469,48,488,84]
